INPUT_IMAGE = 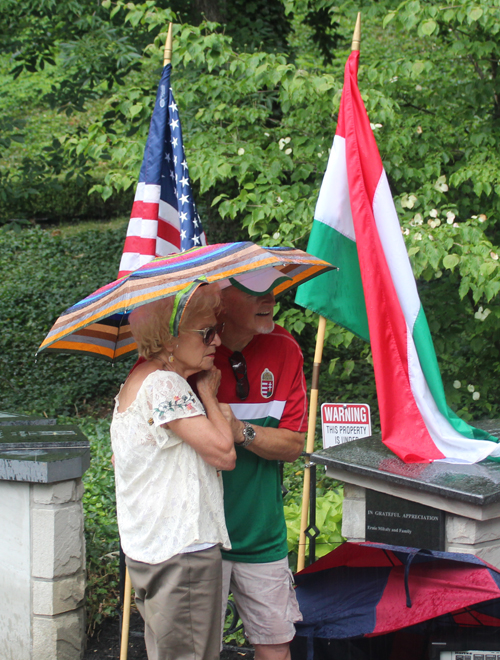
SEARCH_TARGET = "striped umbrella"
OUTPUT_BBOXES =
[37,242,335,362]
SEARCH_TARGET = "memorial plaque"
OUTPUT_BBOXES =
[0,425,89,450]
[366,490,444,550]
[0,412,56,426]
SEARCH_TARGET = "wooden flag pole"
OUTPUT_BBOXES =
[163,22,173,66]
[119,567,132,660]
[297,315,327,572]
[352,12,361,52]
[296,13,361,573]
[120,26,175,658]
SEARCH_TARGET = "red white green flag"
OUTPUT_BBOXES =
[295,50,499,464]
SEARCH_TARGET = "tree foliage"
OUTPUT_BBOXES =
[1,0,500,422]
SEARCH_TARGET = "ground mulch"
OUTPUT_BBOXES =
[84,610,255,660]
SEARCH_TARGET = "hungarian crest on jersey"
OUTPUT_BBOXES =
[261,368,274,399]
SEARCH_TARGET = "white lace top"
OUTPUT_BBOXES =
[110,369,231,565]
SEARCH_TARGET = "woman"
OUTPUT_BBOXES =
[111,282,236,660]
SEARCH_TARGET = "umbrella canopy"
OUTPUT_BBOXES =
[38,242,335,362]
[294,542,500,641]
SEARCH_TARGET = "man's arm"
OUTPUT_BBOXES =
[220,404,304,462]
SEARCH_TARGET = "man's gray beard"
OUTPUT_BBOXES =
[258,321,275,335]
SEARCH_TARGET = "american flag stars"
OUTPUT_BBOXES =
[118,64,206,277]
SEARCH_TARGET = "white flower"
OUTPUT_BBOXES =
[428,219,437,228]
[318,152,323,158]
[413,213,423,226]
[414,232,422,241]
[279,138,286,150]
[276,196,283,204]
[264,132,270,137]
[284,137,291,144]
[429,234,434,240]
[453,222,460,228]
[429,209,438,218]
[417,126,423,134]
[285,148,292,155]
[453,380,461,389]
[491,251,499,261]
[479,214,487,222]
[446,211,455,224]
[415,85,423,91]
[467,384,475,392]
[402,227,410,235]
[475,306,491,321]
[370,123,383,130]
[472,391,480,400]
[390,76,398,83]
[273,232,281,239]
[237,148,245,155]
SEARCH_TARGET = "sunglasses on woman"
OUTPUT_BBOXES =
[190,322,225,346]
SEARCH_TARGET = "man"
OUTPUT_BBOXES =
[215,279,307,660]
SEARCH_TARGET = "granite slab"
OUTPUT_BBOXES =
[0,412,56,426]
[312,419,500,507]
[0,425,89,450]
[0,447,90,483]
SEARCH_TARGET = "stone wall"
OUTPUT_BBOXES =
[0,478,86,660]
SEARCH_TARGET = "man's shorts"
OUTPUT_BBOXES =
[222,557,303,646]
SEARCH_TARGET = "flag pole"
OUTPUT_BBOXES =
[296,13,361,573]
[297,315,326,571]
[120,27,176,656]
[163,22,173,66]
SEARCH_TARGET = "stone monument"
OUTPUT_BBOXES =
[312,420,500,569]
[0,412,90,660]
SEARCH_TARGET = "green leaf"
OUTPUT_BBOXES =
[443,254,460,270]
[419,19,437,36]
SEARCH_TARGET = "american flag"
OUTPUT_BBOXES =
[118,63,206,278]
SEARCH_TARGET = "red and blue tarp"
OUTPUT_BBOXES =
[294,542,500,642]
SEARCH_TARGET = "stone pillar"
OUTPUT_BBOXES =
[341,483,366,543]
[0,420,90,660]
[31,480,86,660]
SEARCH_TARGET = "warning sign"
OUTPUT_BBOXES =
[321,403,371,448]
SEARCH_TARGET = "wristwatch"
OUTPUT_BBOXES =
[237,421,256,448]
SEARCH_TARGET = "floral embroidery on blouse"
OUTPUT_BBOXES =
[154,390,200,419]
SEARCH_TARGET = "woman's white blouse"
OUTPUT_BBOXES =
[110,369,230,564]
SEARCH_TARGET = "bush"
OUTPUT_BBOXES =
[0,221,134,416]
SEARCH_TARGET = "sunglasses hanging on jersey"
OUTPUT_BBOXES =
[229,351,250,400]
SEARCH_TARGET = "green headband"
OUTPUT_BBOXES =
[169,277,208,337]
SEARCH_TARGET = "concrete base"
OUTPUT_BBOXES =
[0,479,86,660]
[341,481,500,569]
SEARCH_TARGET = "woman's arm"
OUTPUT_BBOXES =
[166,367,236,470]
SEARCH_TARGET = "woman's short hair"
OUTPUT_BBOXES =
[129,283,221,360]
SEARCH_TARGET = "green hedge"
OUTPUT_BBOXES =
[0,221,134,416]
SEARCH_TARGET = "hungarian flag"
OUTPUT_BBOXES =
[295,50,499,464]
[118,63,206,278]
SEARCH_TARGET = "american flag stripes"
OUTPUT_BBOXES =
[118,63,206,278]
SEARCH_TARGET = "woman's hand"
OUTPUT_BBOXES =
[196,366,221,399]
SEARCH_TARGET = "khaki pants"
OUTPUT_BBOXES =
[126,545,222,660]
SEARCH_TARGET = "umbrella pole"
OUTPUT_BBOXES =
[297,315,326,572]
[119,567,132,660]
